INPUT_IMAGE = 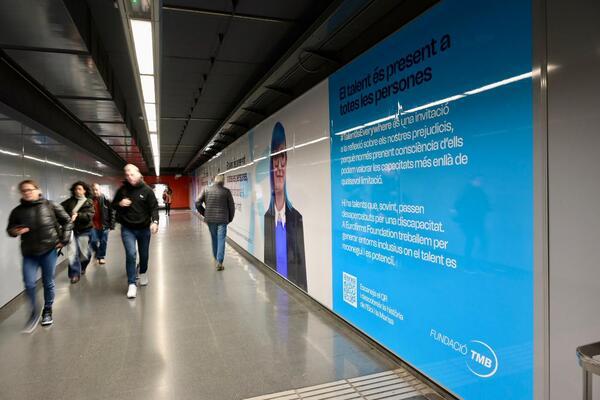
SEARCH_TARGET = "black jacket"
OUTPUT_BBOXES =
[196,183,235,224]
[61,197,95,234]
[264,203,307,291]
[112,181,159,229]
[93,195,116,229]
[6,198,73,256]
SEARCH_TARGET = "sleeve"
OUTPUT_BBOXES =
[147,189,159,224]
[52,201,73,244]
[77,200,94,224]
[195,190,206,216]
[60,199,70,214]
[6,209,19,237]
[112,187,124,210]
[105,198,116,229]
[227,190,235,223]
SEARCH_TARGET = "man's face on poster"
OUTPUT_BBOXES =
[272,144,287,197]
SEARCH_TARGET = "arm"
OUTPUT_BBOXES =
[195,190,206,216]
[105,197,116,229]
[227,190,235,223]
[112,187,124,210]
[6,209,20,237]
[147,189,159,224]
[52,202,73,244]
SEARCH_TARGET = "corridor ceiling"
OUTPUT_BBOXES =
[0,0,436,175]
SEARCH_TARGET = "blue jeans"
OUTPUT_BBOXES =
[90,228,109,259]
[207,223,227,263]
[23,249,58,314]
[68,230,91,277]
[121,226,151,284]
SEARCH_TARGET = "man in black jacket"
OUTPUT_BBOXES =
[196,174,235,271]
[6,179,73,332]
[90,183,115,265]
[61,181,95,283]
[113,164,159,298]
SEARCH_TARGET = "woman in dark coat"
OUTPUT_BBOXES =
[61,181,95,283]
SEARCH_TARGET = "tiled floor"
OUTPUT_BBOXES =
[0,211,402,400]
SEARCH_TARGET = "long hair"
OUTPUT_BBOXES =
[70,181,92,198]
[269,122,293,211]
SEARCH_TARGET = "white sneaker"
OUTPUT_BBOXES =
[139,273,148,286]
[127,284,137,299]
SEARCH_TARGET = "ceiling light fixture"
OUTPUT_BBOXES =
[140,75,156,103]
[130,19,154,75]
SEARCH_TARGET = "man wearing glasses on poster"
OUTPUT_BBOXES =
[264,122,307,291]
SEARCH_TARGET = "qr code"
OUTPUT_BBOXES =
[343,272,358,308]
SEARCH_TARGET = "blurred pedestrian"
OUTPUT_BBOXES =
[61,181,95,283]
[90,183,115,265]
[6,180,72,332]
[162,187,172,216]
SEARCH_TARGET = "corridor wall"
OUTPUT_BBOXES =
[193,0,540,398]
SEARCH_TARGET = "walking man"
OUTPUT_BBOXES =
[113,164,159,298]
[196,174,235,270]
[90,183,115,265]
[6,180,73,332]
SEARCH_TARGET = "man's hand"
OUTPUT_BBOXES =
[150,222,158,234]
[56,242,64,249]
[120,198,132,207]
[10,227,30,236]
[71,214,78,222]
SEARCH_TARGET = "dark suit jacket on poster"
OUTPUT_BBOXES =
[264,204,307,291]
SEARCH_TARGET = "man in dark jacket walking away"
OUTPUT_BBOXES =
[61,181,95,283]
[6,180,73,332]
[90,183,115,265]
[196,174,235,271]
[112,164,159,299]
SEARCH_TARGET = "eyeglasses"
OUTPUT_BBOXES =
[20,188,36,193]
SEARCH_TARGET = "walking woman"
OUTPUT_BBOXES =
[61,181,95,283]
[6,180,73,332]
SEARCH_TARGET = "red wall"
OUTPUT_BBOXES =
[144,175,191,209]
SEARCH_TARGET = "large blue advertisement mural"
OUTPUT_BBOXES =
[329,0,533,398]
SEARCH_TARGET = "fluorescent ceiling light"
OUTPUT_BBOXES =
[145,103,156,122]
[130,19,154,75]
[150,133,159,157]
[0,148,20,156]
[148,119,157,132]
[153,155,160,176]
[140,75,156,103]
[464,72,532,95]
[294,136,329,150]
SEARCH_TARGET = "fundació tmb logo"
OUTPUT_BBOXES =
[430,329,499,378]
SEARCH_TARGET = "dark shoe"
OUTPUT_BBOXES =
[81,268,86,275]
[22,311,41,334]
[70,276,80,284]
[41,307,53,326]
[217,263,224,271]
